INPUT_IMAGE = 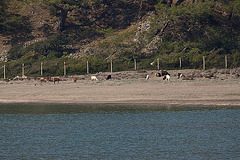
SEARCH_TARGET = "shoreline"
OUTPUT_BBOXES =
[0,98,240,107]
[1,100,240,115]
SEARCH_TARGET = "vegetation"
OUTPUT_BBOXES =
[0,0,31,36]
[146,0,240,69]
[0,0,239,78]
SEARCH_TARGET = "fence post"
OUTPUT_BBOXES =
[41,62,43,76]
[225,55,227,69]
[87,61,89,74]
[179,57,182,69]
[134,59,137,70]
[157,58,159,70]
[111,59,113,73]
[22,63,24,76]
[3,64,6,79]
[203,56,205,71]
[64,61,66,76]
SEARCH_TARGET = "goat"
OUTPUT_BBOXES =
[163,75,171,81]
[160,70,170,76]
[40,77,46,83]
[46,76,51,81]
[177,73,185,79]
[106,75,111,80]
[91,76,98,81]
[154,73,161,77]
[73,78,77,83]
[53,77,61,84]
[146,75,150,80]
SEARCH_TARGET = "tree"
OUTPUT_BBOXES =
[22,0,96,32]
[45,0,94,32]
[39,0,158,32]
[21,0,157,32]
[0,0,7,31]
[0,0,6,16]
[0,0,31,35]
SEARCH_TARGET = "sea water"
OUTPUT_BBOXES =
[0,104,240,160]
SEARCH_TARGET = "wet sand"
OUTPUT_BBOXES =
[0,69,240,106]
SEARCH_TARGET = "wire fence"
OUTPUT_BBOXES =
[1,55,239,79]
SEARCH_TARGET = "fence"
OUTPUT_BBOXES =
[0,55,237,79]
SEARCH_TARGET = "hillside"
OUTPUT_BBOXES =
[0,0,240,78]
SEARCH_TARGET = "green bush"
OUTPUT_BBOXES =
[7,34,72,61]
[7,44,24,60]
[233,52,240,67]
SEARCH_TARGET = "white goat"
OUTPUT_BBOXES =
[163,75,170,81]
[91,76,98,81]
[146,75,149,80]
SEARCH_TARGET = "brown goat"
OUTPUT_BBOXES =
[73,78,77,83]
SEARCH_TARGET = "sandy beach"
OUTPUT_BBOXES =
[0,69,240,106]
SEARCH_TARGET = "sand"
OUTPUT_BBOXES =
[0,70,240,106]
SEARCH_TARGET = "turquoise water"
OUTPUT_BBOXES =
[1,104,240,159]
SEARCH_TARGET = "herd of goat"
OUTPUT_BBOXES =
[37,70,185,83]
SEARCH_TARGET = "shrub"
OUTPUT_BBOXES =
[7,44,24,60]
